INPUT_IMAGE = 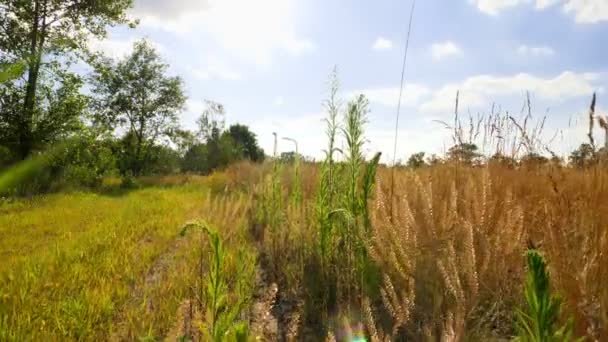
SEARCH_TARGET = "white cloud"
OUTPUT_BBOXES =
[372,37,394,51]
[431,41,464,61]
[132,0,210,19]
[186,99,207,116]
[351,84,431,107]
[131,0,314,66]
[191,56,242,81]
[469,0,529,15]
[563,0,608,23]
[517,44,555,57]
[273,96,285,106]
[470,0,608,23]
[89,37,165,59]
[420,71,599,114]
[284,39,315,56]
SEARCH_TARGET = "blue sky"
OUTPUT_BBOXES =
[92,0,608,161]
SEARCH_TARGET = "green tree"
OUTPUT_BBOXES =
[426,153,443,166]
[182,143,210,174]
[197,100,225,142]
[569,143,596,168]
[91,40,186,175]
[406,151,426,168]
[182,135,239,174]
[521,152,549,168]
[1,70,87,163]
[172,128,197,156]
[0,0,133,159]
[227,124,265,162]
[280,151,299,163]
[489,153,517,168]
[182,103,263,174]
[447,143,482,165]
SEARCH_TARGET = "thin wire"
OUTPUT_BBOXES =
[390,0,416,216]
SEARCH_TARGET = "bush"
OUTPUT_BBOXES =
[54,137,117,188]
[0,136,117,195]
[0,146,13,170]
[120,173,139,189]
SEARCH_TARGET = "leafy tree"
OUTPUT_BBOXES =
[280,151,298,164]
[0,0,133,159]
[569,143,596,168]
[521,152,549,168]
[426,153,443,166]
[227,124,264,162]
[1,70,88,162]
[549,155,564,167]
[146,145,181,175]
[197,100,225,142]
[53,132,117,188]
[183,102,263,174]
[91,40,186,175]
[447,143,482,165]
[182,143,210,174]
[406,152,426,168]
[172,128,197,156]
[182,134,240,174]
[0,60,25,83]
[183,102,226,174]
[216,133,241,168]
[489,153,517,168]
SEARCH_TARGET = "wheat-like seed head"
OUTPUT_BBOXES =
[363,297,381,342]
[462,220,479,303]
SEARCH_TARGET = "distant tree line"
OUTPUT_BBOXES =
[0,2,264,192]
[404,142,608,169]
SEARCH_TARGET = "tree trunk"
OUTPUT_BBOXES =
[19,0,46,160]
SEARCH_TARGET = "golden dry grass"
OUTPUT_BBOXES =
[258,160,608,340]
[366,164,608,339]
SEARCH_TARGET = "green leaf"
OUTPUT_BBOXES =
[0,61,25,83]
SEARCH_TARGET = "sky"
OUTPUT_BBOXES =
[92,0,608,162]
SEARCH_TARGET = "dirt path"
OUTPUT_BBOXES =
[249,262,303,341]
[110,233,190,341]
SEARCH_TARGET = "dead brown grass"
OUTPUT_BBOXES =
[360,163,608,339]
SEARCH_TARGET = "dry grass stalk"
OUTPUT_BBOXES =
[598,115,608,149]
[588,93,597,149]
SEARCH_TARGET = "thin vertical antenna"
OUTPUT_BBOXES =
[390,0,417,217]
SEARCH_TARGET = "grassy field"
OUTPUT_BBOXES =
[0,180,241,340]
[1,161,607,341]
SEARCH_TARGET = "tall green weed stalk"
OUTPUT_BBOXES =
[339,94,369,303]
[181,222,253,342]
[317,68,342,272]
[514,250,582,342]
